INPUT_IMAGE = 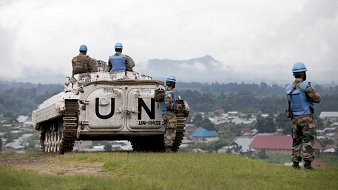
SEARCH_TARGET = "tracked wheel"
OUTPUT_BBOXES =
[131,114,186,152]
[39,99,79,154]
[171,114,186,152]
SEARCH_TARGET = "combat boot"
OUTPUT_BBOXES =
[304,161,314,170]
[292,161,300,169]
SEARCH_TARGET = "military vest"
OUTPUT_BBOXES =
[160,90,176,115]
[109,54,126,72]
[286,81,314,115]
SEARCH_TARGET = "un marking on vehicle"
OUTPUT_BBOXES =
[95,97,158,121]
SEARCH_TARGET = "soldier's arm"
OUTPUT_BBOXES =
[305,85,321,103]
[164,94,175,110]
[71,57,76,77]
[107,59,112,71]
[125,55,135,71]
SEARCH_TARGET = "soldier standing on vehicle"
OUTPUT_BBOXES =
[72,45,96,76]
[160,75,178,153]
[108,42,135,72]
[285,62,321,170]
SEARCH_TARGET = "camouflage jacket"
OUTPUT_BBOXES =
[72,53,95,76]
[107,52,135,72]
[292,78,321,103]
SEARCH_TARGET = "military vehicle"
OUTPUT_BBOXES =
[32,62,189,154]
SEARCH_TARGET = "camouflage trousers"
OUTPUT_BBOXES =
[163,112,177,147]
[291,115,316,162]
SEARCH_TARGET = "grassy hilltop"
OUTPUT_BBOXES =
[0,152,337,190]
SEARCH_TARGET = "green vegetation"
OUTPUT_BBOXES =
[252,153,338,169]
[0,113,15,124]
[0,81,63,116]
[22,132,41,152]
[318,156,338,168]
[255,114,276,133]
[192,113,216,131]
[191,139,231,152]
[1,81,338,116]
[177,82,338,114]
[0,152,337,190]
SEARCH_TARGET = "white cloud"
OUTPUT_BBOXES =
[0,0,337,84]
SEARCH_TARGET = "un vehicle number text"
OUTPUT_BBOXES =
[138,121,161,125]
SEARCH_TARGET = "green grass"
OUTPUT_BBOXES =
[1,152,338,190]
[261,153,338,168]
[317,155,338,168]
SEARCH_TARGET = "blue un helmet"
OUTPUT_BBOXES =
[166,75,176,86]
[114,42,123,49]
[79,45,88,52]
[292,62,307,74]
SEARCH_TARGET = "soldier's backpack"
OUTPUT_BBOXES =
[154,88,165,102]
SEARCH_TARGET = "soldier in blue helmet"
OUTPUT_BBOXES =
[108,42,135,72]
[285,62,321,170]
[72,45,96,76]
[160,75,178,152]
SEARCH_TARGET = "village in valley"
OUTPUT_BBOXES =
[184,110,337,159]
[1,109,337,167]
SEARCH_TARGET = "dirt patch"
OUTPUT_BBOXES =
[0,154,112,177]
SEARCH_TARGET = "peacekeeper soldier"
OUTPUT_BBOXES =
[72,45,96,76]
[285,62,321,170]
[160,75,178,153]
[108,42,135,72]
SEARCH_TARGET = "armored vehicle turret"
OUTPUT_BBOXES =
[32,63,189,153]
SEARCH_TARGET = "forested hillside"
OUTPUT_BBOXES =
[0,80,337,117]
[176,82,338,114]
[0,81,63,116]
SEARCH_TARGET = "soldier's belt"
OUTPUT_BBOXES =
[293,114,313,118]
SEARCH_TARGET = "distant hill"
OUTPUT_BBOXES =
[148,55,221,68]
[0,81,62,93]
[137,55,235,82]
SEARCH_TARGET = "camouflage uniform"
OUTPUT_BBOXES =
[72,53,95,76]
[107,52,135,72]
[162,87,177,148]
[289,79,321,163]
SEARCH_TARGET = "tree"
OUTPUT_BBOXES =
[255,114,276,133]
[192,138,230,151]
[193,113,203,123]
[222,123,246,138]
[5,132,13,144]
[258,149,268,159]
[275,113,292,135]
[315,116,325,130]
[0,138,2,152]
[24,133,40,152]
[196,118,216,131]
[320,138,335,145]
[104,144,112,151]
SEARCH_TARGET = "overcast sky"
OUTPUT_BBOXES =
[0,0,337,84]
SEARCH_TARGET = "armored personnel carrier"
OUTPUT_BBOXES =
[32,63,189,153]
